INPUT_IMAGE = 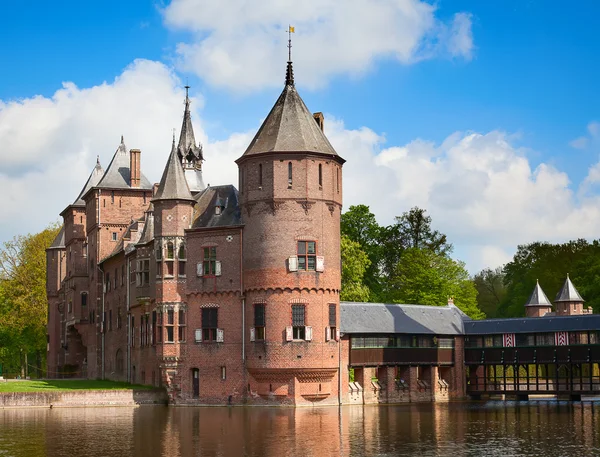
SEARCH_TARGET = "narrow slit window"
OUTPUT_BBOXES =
[318,164,322,187]
[288,162,293,186]
[259,163,263,187]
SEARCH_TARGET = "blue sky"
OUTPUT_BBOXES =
[2,0,600,272]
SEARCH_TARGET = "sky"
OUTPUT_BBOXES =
[1,0,600,273]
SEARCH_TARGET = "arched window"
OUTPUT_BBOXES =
[166,242,174,259]
[318,164,322,187]
[259,163,263,188]
[178,243,186,278]
[288,162,293,186]
[178,243,186,259]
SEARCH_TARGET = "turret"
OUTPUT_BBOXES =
[554,274,588,316]
[177,86,205,193]
[525,280,552,318]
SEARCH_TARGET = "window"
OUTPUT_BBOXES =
[68,301,72,314]
[136,259,150,286]
[111,232,117,242]
[178,310,186,342]
[297,241,316,270]
[328,304,336,341]
[108,309,112,331]
[157,312,163,343]
[259,163,263,188]
[202,308,218,341]
[292,304,305,340]
[516,334,535,347]
[129,259,135,283]
[288,162,293,187]
[166,309,174,342]
[178,244,186,278]
[536,333,555,346]
[111,191,115,204]
[254,304,265,340]
[106,273,111,292]
[117,307,122,329]
[221,366,226,380]
[437,338,455,348]
[156,244,162,260]
[81,292,88,308]
[166,242,174,259]
[318,164,322,187]
[203,247,217,275]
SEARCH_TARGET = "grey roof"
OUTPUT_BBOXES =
[48,226,65,249]
[191,185,241,229]
[465,314,600,335]
[340,302,471,336]
[137,206,154,245]
[177,91,203,163]
[525,280,552,307]
[101,218,144,263]
[96,137,152,190]
[152,141,195,202]
[554,275,584,303]
[238,62,343,162]
[73,157,104,206]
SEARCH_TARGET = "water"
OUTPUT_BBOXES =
[1,401,599,456]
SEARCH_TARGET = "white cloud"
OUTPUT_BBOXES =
[163,0,474,92]
[324,119,600,272]
[570,120,600,150]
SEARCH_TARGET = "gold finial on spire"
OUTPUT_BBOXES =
[285,25,295,86]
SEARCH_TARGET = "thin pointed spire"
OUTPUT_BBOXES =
[525,280,552,307]
[96,155,101,167]
[555,275,584,303]
[286,25,295,86]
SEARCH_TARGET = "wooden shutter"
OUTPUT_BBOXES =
[305,326,313,341]
[216,328,224,343]
[194,329,202,343]
[325,326,330,342]
[288,256,298,272]
[196,262,203,277]
[215,261,222,276]
[250,327,256,342]
[336,328,340,341]
[316,256,324,272]
[286,326,293,341]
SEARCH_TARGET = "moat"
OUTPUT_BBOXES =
[1,402,599,456]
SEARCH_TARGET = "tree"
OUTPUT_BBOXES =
[0,223,60,376]
[341,205,383,299]
[388,248,484,319]
[340,235,371,302]
[394,207,452,256]
[473,267,507,318]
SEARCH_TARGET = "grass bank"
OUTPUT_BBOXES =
[0,380,154,393]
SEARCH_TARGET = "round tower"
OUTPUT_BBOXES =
[236,59,345,404]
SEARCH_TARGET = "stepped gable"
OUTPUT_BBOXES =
[237,61,343,162]
[152,139,195,202]
[97,136,152,189]
[191,185,241,228]
[555,274,584,302]
[73,157,105,206]
[525,280,552,307]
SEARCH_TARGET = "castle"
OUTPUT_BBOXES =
[46,57,599,405]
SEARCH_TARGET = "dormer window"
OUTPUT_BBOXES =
[215,206,222,215]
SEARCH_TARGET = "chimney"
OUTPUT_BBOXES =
[313,112,324,132]
[447,297,454,306]
[130,149,141,188]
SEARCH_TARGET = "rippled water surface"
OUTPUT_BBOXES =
[1,401,599,456]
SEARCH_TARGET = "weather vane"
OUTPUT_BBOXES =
[288,25,295,61]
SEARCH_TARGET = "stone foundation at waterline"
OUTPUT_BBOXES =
[0,389,167,408]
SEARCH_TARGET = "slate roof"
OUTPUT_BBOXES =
[137,205,154,245]
[340,302,470,336]
[48,226,65,249]
[152,141,195,202]
[73,157,104,206]
[554,275,584,302]
[177,91,203,163]
[101,218,145,263]
[464,314,600,335]
[237,62,343,162]
[191,185,241,229]
[525,280,552,307]
[96,137,152,190]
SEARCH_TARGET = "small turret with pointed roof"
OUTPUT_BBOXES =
[153,136,195,202]
[177,86,205,193]
[554,274,586,316]
[525,279,553,318]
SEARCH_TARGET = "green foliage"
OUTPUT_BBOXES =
[340,235,371,302]
[388,248,484,319]
[497,239,597,317]
[473,267,506,318]
[0,223,61,376]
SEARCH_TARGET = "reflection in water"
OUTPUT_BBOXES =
[0,402,599,456]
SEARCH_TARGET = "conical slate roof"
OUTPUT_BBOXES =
[137,204,155,245]
[177,90,203,163]
[153,141,194,202]
[554,274,584,303]
[97,136,152,189]
[48,226,65,249]
[73,157,105,206]
[237,62,343,162]
[525,280,552,307]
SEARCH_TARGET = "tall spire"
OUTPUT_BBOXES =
[286,25,295,86]
[153,139,194,202]
[176,85,205,193]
